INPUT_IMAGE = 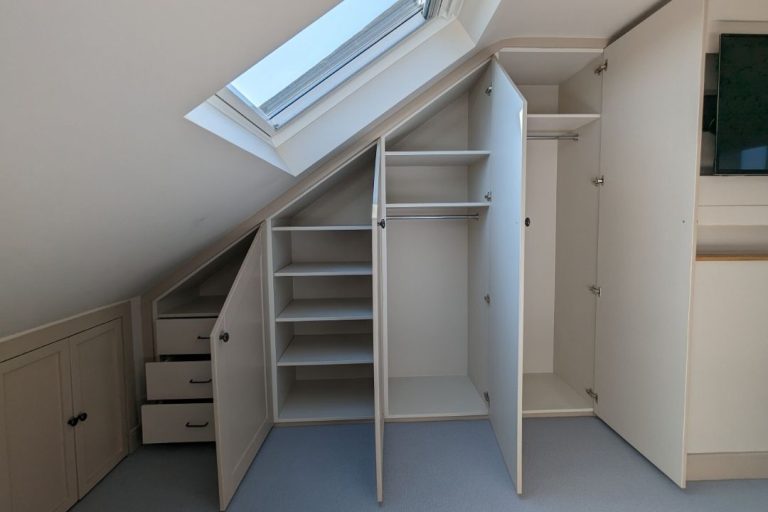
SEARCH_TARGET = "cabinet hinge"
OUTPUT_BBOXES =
[483,392,490,404]
[594,61,608,75]
[589,285,602,297]
[485,84,493,96]
[483,294,491,304]
[586,388,599,402]
[592,176,605,187]
[378,219,386,229]
[484,191,493,202]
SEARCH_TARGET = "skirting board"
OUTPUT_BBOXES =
[687,452,768,481]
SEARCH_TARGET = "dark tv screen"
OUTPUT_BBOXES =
[716,34,768,175]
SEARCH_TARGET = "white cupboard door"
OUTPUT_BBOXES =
[211,229,272,511]
[371,139,387,503]
[0,340,78,512]
[595,0,705,487]
[69,319,128,498]
[487,59,527,494]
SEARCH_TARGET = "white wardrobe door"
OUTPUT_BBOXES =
[595,0,705,487]
[211,229,272,511]
[486,59,527,494]
[372,139,387,503]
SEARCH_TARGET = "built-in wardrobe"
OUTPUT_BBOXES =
[142,0,708,508]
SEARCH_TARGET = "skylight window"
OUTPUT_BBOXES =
[218,0,441,133]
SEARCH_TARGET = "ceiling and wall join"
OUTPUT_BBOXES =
[0,0,661,338]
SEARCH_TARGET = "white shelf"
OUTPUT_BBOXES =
[272,225,372,232]
[278,378,374,422]
[385,150,490,167]
[278,334,373,366]
[527,114,600,133]
[522,373,593,418]
[387,376,488,419]
[274,262,372,277]
[276,298,373,322]
[158,296,226,319]
[386,202,490,210]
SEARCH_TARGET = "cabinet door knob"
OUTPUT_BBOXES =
[219,331,230,343]
[67,416,79,427]
[185,421,209,428]
[77,412,88,422]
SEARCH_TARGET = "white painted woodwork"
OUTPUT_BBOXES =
[277,334,373,366]
[141,403,215,444]
[210,230,272,511]
[0,340,78,512]
[385,150,490,166]
[526,114,600,133]
[274,262,372,277]
[158,296,226,318]
[272,225,372,232]
[386,202,490,210]
[278,379,374,422]
[276,298,374,322]
[594,0,705,487]
[68,320,127,498]
[485,60,526,494]
[497,48,605,86]
[155,318,217,355]
[523,140,557,374]
[387,376,488,419]
[522,373,593,418]
[145,361,213,400]
[687,261,768,454]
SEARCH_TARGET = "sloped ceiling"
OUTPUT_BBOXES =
[0,0,659,338]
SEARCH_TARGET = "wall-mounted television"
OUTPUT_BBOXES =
[716,34,768,175]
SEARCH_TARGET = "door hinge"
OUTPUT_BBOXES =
[485,84,493,96]
[592,176,605,187]
[589,285,602,297]
[586,388,599,402]
[484,191,493,202]
[483,294,491,304]
[378,219,386,229]
[483,392,490,404]
[594,61,608,75]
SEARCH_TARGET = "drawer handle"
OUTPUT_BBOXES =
[189,378,212,384]
[185,421,209,428]
[196,336,211,340]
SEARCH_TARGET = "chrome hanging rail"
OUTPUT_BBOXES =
[386,214,481,221]
[527,133,579,141]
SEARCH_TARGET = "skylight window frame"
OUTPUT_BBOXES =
[218,0,444,134]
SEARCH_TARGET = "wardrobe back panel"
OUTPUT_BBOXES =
[290,231,372,263]
[386,166,468,203]
[388,93,469,151]
[290,167,374,226]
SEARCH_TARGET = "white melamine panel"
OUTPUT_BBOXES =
[272,225,372,232]
[385,150,489,166]
[386,165,469,204]
[155,318,217,355]
[277,334,373,366]
[687,262,768,454]
[517,86,559,114]
[527,114,600,133]
[158,296,226,319]
[386,202,490,210]
[145,361,213,400]
[68,320,127,498]
[141,403,215,444]
[276,298,373,322]
[523,140,557,374]
[0,340,77,512]
[498,48,605,86]
[387,92,469,151]
[486,60,526,493]
[210,230,272,511]
[278,379,374,422]
[522,373,593,418]
[386,220,468,378]
[274,262,372,277]
[290,230,372,264]
[595,0,705,487]
[387,376,487,419]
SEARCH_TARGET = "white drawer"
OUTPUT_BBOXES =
[146,361,212,400]
[156,318,215,355]
[141,403,214,444]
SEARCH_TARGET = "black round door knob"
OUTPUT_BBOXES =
[525,217,531,227]
[219,331,230,343]
[67,417,79,427]
[77,412,88,422]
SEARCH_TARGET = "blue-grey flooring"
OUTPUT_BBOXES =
[71,418,768,512]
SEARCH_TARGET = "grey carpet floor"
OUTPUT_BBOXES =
[71,418,768,512]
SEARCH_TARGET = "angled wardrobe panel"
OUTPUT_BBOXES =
[594,0,705,486]
[483,59,527,494]
[210,229,273,510]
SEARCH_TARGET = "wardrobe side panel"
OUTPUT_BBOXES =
[552,59,603,399]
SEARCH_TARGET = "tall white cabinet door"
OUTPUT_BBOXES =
[0,340,78,512]
[68,319,128,498]
[371,139,387,503]
[595,0,705,487]
[486,59,527,494]
[210,229,272,511]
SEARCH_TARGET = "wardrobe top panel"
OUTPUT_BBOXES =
[497,48,603,86]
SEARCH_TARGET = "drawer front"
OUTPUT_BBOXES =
[156,318,216,355]
[141,403,214,444]
[146,361,213,400]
